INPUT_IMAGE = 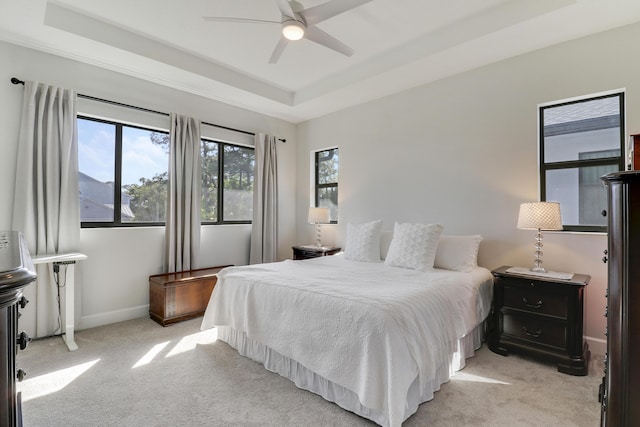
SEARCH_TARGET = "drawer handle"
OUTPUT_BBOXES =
[522,297,543,309]
[17,331,31,350]
[522,326,542,338]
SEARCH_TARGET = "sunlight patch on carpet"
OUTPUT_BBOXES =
[452,371,511,384]
[18,359,100,402]
[166,328,218,358]
[132,341,171,368]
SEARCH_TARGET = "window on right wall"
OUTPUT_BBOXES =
[539,91,625,232]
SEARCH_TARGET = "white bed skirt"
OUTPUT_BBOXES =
[217,321,486,426]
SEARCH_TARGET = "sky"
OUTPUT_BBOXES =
[77,118,168,186]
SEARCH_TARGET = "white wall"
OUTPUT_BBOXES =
[296,22,640,356]
[0,41,297,332]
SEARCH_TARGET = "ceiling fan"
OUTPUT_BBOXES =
[203,0,373,64]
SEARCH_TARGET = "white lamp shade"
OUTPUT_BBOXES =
[517,202,563,230]
[308,207,330,224]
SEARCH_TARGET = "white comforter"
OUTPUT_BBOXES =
[201,255,493,427]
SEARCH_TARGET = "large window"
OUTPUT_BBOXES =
[78,116,254,227]
[314,147,339,223]
[78,117,169,226]
[539,92,624,232]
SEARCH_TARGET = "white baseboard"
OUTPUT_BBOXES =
[78,304,149,331]
[585,336,606,357]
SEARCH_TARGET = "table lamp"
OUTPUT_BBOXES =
[308,207,330,247]
[517,202,563,273]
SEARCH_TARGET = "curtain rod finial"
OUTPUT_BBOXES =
[11,77,25,85]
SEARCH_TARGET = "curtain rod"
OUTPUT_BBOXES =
[10,77,286,142]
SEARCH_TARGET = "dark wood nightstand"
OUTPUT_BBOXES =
[488,265,590,376]
[292,245,341,260]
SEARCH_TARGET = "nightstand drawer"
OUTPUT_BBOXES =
[296,248,323,259]
[503,284,568,319]
[292,245,341,260]
[503,313,567,350]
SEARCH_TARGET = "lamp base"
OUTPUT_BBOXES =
[530,228,546,273]
[315,224,322,247]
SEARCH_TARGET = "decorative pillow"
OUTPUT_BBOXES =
[434,235,483,272]
[344,220,383,262]
[384,222,443,271]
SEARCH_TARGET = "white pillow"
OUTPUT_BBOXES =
[384,222,443,271]
[434,235,483,272]
[344,220,382,262]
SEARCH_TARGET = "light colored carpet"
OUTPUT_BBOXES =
[17,317,602,426]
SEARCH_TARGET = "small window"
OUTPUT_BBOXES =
[201,140,219,222]
[222,144,255,222]
[539,92,624,232]
[78,118,116,222]
[122,128,169,223]
[200,140,255,224]
[314,148,339,223]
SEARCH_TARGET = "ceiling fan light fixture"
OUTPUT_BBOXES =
[282,20,305,40]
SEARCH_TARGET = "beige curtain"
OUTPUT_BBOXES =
[165,113,201,273]
[250,133,278,264]
[12,81,80,337]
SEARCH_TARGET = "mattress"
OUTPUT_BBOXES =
[201,255,493,426]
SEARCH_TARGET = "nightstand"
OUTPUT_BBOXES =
[292,245,341,260]
[488,265,590,376]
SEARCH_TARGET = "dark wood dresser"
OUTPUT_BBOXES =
[0,231,36,427]
[292,245,341,260]
[489,265,590,375]
[600,171,640,426]
[149,266,230,326]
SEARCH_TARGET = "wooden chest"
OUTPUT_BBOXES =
[149,265,230,326]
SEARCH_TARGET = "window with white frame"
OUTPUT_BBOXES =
[539,92,625,232]
[313,147,339,223]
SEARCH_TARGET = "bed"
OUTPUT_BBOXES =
[201,224,493,427]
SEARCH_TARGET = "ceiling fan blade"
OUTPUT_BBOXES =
[203,17,280,24]
[276,0,296,19]
[299,0,373,26]
[269,36,289,64]
[304,26,354,57]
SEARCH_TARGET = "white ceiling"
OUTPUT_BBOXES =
[2,0,640,123]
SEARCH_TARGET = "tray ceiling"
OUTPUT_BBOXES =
[2,0,640,122]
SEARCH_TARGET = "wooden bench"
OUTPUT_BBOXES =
[149,265,230,326]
